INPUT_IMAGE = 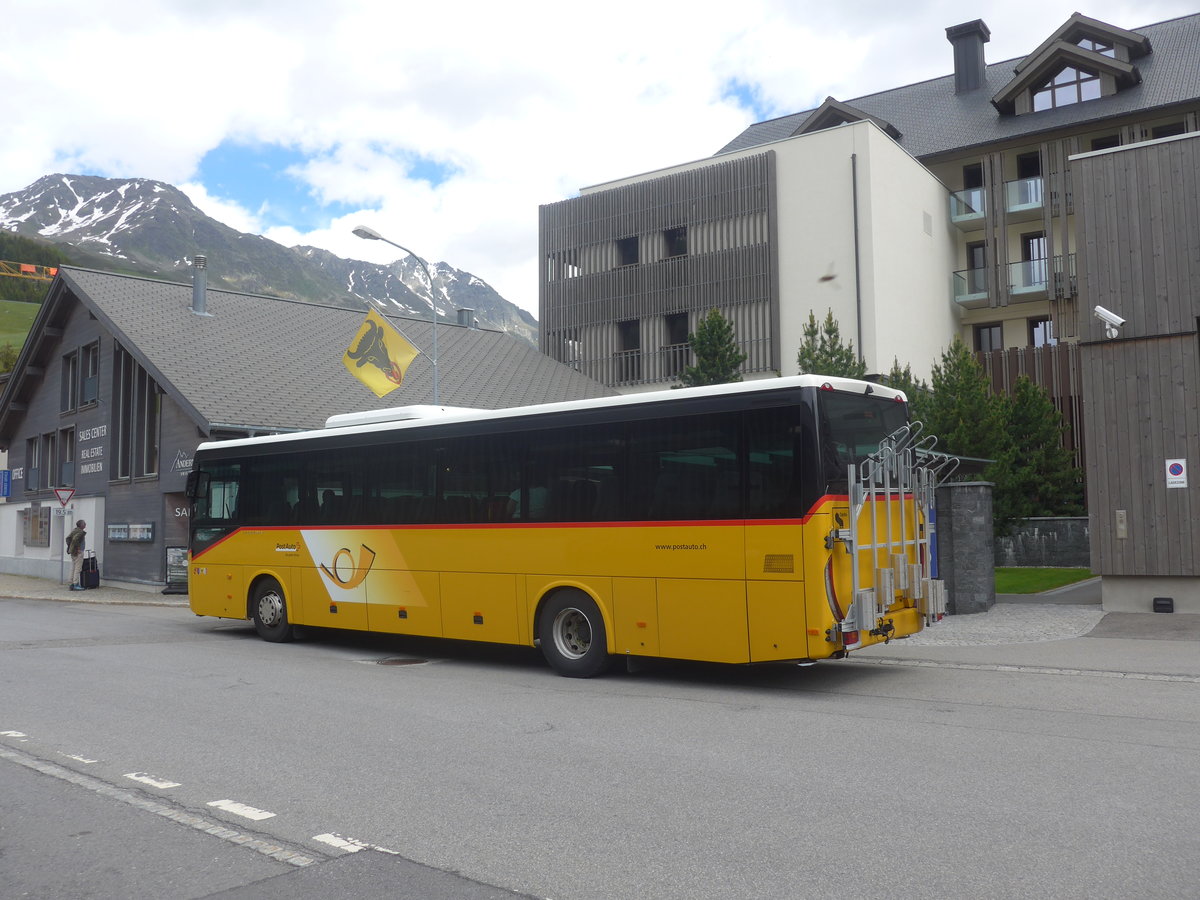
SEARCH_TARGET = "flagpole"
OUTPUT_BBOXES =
[352,225,440,405]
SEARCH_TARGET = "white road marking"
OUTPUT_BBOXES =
[207,799,276,821]
[60,752,98,764]
[124,771,181,789]
[313,833,399,855]
[1,731,28,737]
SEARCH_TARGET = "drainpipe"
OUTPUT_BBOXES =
[851,154,864,367]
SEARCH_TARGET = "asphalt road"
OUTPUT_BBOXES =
[2,594,1198,899]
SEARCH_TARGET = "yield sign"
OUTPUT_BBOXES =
[54,487,75,507]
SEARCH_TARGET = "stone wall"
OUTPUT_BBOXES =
[994,518,1090,568]
[936,481,995,615]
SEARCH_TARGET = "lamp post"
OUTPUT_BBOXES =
[352,224,440,405]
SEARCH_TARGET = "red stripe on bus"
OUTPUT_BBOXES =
[189,492,919,560]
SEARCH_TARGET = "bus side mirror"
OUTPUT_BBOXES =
[185,471,208,500]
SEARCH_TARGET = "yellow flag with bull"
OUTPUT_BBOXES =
[343,308,421,398]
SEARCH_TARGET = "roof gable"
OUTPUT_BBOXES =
[793,96,902,140]
[992,40,1141,114]
[714,13,1198,161]
[0,267,612,442]
[1012,12,1151,76]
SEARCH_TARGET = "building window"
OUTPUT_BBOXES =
[61,351,79,412]
[58,427,75,487]
[1151,122,1187,139]
[615,319,641,382]
[663,312,690,377]
[663,226,688,259]
[1032,65,1101,111]
[22,506,51,548]
[964,241,987,295]
[25,437,40,492]
[1076,37,1114,57]
[136,367,160,476]
[80,342,100,405]
[42,432,58,487]
[963,163,983,189]
[974,323,1003,353]
[1030,317,1057,348]
[1091,134,1120,151]
[112,343,161,480]
[616,236,639,267]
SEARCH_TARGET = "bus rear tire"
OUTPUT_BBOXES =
[251,578,295,643]
[538,591,610,678]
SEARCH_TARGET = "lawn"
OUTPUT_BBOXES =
[0,299,40,348]
[995,567,1094,594]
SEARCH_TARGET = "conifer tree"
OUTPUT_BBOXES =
[879,357,930,420]
[920,338,1019,533]
[1006,375,1084,516]
[679,308,747,387]
[795,309,866,378]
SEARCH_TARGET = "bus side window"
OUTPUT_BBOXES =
[746,407,802,518]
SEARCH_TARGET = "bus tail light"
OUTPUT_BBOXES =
[842,630,860,646]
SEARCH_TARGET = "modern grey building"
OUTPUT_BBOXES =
[538,10,1199,610]
[0,265,613,587]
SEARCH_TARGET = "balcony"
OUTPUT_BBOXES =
[612,349,642,384]
[1005,176,1044,221]
[660,342,690,378]
[1008,257,1049,299]
[953,267,989,309]
[949,188,987,229]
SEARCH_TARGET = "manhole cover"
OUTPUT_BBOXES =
[376,657,427,666]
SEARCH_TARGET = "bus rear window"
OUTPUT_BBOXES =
[818,391,908,483]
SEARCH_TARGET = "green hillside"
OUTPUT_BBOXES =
[0,298,40,349]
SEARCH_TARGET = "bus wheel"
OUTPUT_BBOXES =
[539,591,609,678]
[251,579,295,643]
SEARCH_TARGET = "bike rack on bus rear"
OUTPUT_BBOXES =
[841,423,958,643]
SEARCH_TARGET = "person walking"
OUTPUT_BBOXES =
[66,519,86,591]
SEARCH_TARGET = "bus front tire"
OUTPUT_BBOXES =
[251,579,295,643]
[538,591,610,678]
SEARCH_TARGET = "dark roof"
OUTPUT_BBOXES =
[716,12,1200,160]
[0,267,613,439]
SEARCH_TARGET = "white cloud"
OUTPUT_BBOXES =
[3,0,1195,314]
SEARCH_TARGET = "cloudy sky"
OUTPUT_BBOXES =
[3,1,1193,315]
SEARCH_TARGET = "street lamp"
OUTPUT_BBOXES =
[352,224,440,405]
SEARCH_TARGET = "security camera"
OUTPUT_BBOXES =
[1093,305,1125,338]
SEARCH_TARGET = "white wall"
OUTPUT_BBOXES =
[582,119,960,384]
[0,497,104,583]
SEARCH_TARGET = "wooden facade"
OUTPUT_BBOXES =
[1074,133,1200,581]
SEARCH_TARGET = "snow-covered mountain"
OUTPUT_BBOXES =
[0,174,538,344]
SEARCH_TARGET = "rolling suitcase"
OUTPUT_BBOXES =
[81,551,100,589]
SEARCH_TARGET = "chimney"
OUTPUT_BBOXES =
[191,255,210,316]
[457,308,476,328]
[946,20,990,93]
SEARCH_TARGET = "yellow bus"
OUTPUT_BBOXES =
[186,375,947,676]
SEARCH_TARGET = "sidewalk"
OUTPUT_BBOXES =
[0,572,188,607]
[857,578,1200,679]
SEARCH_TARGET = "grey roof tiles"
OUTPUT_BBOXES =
[58,267,613,434]
[716,14,1200,161]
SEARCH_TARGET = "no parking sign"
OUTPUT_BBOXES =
[1165,459,1187,489]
